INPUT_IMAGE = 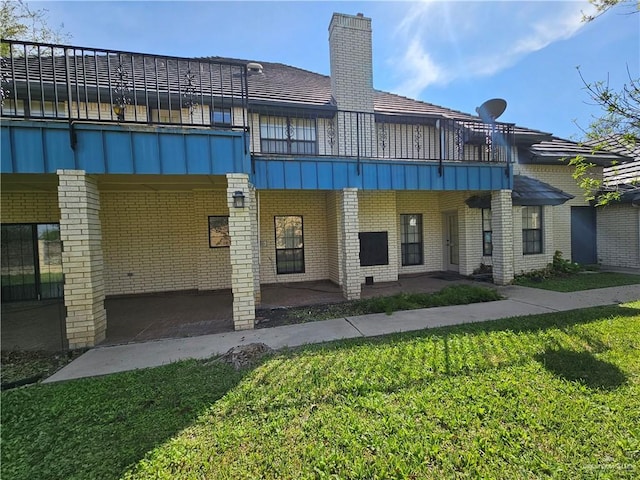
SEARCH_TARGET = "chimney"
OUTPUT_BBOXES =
[329,12,374,112]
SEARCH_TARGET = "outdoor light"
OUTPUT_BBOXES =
[232,190,245,208]
[113,104,125,121]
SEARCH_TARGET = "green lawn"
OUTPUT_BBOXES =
[3,303,640,479]
[514,271,640,292]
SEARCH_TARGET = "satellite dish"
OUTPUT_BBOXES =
[475,98,507,123]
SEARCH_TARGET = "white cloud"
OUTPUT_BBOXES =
[392,0,597,97]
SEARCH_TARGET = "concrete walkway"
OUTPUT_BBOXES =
[44,284,640,383]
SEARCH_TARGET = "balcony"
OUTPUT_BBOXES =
[1,39,248,129]
[0,40,250,175]
[250,108,515,164]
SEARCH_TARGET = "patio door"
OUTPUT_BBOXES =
[444,213,459,272]
[1,224,63,302]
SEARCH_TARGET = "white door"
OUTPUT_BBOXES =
[444,213,459,272]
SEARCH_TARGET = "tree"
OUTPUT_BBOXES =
[0,0,69,52]
[570,0,639,206]
[582,0,639,21]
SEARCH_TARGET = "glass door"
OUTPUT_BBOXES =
[1,224,63,302]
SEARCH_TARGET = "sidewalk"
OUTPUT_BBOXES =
[44,284,640,383]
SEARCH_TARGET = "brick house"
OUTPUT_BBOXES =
[597,139,640,269]
[1,13,631,349]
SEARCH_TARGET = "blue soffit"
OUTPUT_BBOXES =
[1,120,251,175]
[252,156,513,191]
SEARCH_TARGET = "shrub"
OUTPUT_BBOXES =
[516,251,582,282]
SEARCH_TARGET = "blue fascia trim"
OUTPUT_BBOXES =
[1,119,251,175]
[251,155,513,191]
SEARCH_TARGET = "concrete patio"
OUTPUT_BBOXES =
[2,272,476,351]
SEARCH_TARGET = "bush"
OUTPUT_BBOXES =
[516,251,582,282]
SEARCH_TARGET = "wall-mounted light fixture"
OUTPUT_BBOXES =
[232,190,245,208]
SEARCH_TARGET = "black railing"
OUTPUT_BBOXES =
[250,108,514,163]
[0,39,248,129]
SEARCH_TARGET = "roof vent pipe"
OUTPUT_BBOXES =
[247,62,263,74]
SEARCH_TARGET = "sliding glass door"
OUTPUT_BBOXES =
[1,224,63,302]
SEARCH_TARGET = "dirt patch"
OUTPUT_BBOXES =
[1,350,86,389]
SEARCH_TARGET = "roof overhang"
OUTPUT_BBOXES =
[465,175,574,209]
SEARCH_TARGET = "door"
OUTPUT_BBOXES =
[444,213,459,271]
[1,224,63,302]
[571,207,597,265]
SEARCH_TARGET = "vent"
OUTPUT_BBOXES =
[247,62,263,74]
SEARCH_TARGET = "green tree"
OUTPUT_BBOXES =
[570,0,639,206]
[1,0,69,53]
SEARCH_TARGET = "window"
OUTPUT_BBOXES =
[275,216,304,274]
[522,206,543,254]
[260,115,316,154]
[400,214,423,266]
[1,223,63,302]
[212,107,232,126]
[208,216,230,248]
[482,209,492,256]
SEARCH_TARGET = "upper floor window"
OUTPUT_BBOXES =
[522,206,543,255]
[260,115,316,155]
[212,107,232,126]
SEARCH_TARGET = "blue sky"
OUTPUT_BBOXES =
[31,1,639,139]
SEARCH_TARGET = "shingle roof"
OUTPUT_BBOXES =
[465,175,574,208]
[525,137,631,165]
[212,58,548,138]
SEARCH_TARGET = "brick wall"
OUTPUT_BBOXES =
[1,190,60,223]
[329,13,374,113]
[193,190,232,291]
[101,189,232,296]
[597,205,640,269]
[325,191,342,284]
[396,191,442,273]
[515,164,598,261]
[358,191,398,282]
[258,190,330,284]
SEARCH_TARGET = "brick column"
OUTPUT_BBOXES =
[227,173,256,330]
[249,186,261,306]
[57,170,106,349]
[491,190,514,285]
[340,188,361,300]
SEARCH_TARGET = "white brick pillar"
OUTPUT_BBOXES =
[457,205,476,276]
[227,173,256,330]
[57,170,106,349]
[249,186,261,306]
[491,190,514,285]
[341,188,361,300]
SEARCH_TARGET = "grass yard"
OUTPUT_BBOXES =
[514,271,640,292]
[3,302,640,479]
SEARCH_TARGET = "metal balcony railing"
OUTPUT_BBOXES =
[250,108,515,163]
[0,39,248,129]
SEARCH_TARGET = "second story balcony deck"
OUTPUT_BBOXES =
[1,39,249,130]
[1,39,514,189]
[249,107,515,164]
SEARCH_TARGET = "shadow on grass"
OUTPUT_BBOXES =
[303,304,640,354]
[535,349,628,390]
[1,360,247,480]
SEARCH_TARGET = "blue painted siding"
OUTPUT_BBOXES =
[252,156,513,191]
[1,120,250,175]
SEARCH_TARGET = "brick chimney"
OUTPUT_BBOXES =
[329,12,374,113]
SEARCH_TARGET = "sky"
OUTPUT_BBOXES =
[29,0,640,139]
